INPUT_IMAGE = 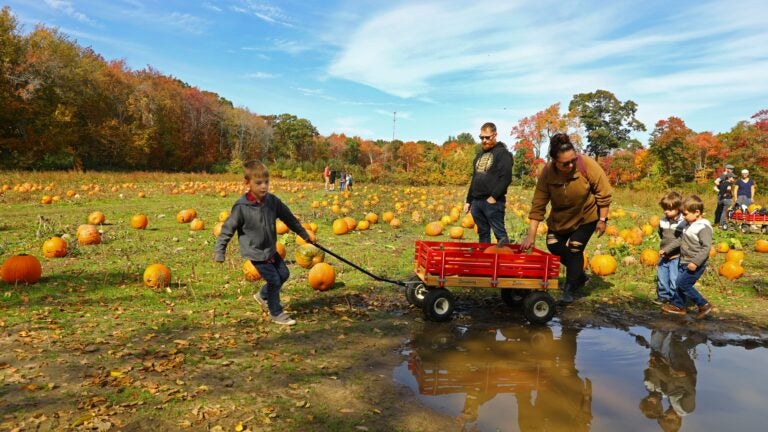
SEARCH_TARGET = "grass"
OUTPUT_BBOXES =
[1,171,768,430]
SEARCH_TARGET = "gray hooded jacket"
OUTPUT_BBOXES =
[214,193,309,262]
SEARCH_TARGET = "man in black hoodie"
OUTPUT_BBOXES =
[463,122,513,244]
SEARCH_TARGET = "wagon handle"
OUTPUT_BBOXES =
[313,242,408,287]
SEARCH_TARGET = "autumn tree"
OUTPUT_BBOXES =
[648,117,696,184]
[270,114,319,161]
[569,90,645,158]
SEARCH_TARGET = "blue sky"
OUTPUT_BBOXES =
[7,0,768,144]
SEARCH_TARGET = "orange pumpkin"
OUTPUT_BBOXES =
[88,211,106,225]
[639,249,659,267]
[77,224,102,245]
[1,254,42,284]
[276,242,287,259]
[190,218,205,231]
[605,225,619,236]
[716,242,730,253]
[641,223,654,237]
[295,230,317,245]
[590,254,617,276]
[143,263,172,288]
[382,211,395,223]
[276,220,289,235]
[357,220,370,231]
[242,260,262,281]
[425,221,443,236]
[176,209,194,223]
[460,214,475,228]
[343,217,357,231]
[130,214,148,230]
[213,222,223,237]
[389,218,402,228]
[41,195,53,205]
[295,244,325,269]
[308,262,336,291]
[218,211,230,222]
[365,213,378,224]
[449,226,464,239]
[725,249,745,265]
[755,239,768,253]
[537,222,548,235]
[332,218,349,235]
[484,245,514,254]
[42,237,68,258]
[648,215,660,228]
[718,261,744,280]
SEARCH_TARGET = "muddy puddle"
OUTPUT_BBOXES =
[394,321,768,431]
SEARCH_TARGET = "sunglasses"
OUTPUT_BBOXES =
[556,157,578,167]
[479,134,495,141]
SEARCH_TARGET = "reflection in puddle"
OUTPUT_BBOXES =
[394,323,768,431]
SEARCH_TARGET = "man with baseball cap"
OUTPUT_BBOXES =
[713,164,735,224]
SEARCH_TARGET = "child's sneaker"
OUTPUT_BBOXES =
[695,303,713,320]
[253,294,268,312]
[270,312,296,326]
[661,304,687,315]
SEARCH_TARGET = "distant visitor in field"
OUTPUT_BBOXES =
[323,165,331,190]
[716,173,737,228]
[736,169,756,209]
[712,163,734,225]
[521,133,612,304]
[463,122,513,244]
[346,172,353,191]
[214,160,315,326]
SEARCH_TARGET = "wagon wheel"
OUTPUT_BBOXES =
[762,225,768,234]
[719,222,729,231]
[740,223,750,234]
[404,275,428,307]
[522,291,556,325]
[422,288,455,322]
[500,288,527,307]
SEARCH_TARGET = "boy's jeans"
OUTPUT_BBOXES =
[671,263,708,309]
[656,256,679,302]
[253,254,290,316]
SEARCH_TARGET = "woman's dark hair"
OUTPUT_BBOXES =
[549,133,575,159]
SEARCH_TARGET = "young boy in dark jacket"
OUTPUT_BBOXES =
[214,160,314,325]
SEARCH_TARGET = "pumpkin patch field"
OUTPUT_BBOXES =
[1,170,768,431]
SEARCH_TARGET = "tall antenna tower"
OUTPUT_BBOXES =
[392,111,397,142]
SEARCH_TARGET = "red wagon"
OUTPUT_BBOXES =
[315,240,562,325]
[407,241,561,324]
[724,210,768,234]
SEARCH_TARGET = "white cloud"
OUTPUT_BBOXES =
[231,0,294,27]
[244,72,279,79]
[44,0,96,25]
[333,116,375,138]
[328,0,768,131]
[203,2,223,13]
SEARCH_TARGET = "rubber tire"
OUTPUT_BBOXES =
[522,291,556,325]
[719,223,729,231]
[740,224,750,234]
[422,288,455,322]
[500,289,526,307]
[405,278,428,308]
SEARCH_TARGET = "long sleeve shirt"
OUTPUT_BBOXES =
[465,142,513,203]
[528,154,612,234]
[677,218,713,267]
[214,192,310,262]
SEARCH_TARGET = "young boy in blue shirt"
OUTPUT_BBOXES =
[214,160,314,325]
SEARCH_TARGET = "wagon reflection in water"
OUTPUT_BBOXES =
[400,324,592,431]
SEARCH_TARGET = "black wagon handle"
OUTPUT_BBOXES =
[313,242,408,287]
